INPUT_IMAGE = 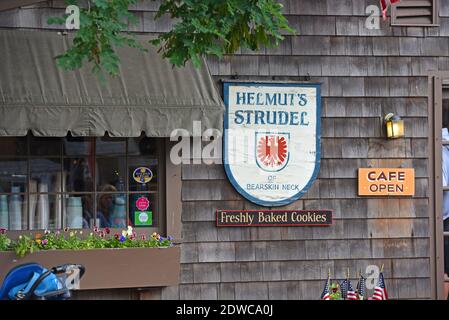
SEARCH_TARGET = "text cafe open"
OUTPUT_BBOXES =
[358,168,415,196]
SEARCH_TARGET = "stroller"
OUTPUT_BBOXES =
[0,263,85,300]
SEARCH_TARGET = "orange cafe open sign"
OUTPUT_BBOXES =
[358,168,415,196]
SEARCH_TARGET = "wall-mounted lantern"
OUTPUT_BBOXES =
[384,113,404,139]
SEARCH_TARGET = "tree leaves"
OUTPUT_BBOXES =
[48,0,294,76]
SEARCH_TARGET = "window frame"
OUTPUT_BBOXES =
[430,73,449,300]
[391,0,439,27]
[0,135,167,236]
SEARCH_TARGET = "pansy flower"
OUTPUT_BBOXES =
[127,226,133,237]
[0,228,6,234]
[105,227,110,234]
[141,235,146,241]
[93,227,99,233]
[119,235,126,242]
[114,233,120,240]
[44,229,50,235]
[42,239,48,246]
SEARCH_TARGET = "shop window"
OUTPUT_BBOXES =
[391,0,439,26]
[0,134,164,233]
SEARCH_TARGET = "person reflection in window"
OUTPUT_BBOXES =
[97,184,117,228]
[442,126,449,299]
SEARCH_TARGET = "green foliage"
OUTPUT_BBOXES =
[0,227,174,258]
[14,235,39,258]
[48,0,294,76]
[153,0,294,67]
[49,0,146,77]
[0,230,11,251]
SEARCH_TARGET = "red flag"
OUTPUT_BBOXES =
[380,0,401,20]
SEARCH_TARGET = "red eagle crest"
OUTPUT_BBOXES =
[257,135,288,169]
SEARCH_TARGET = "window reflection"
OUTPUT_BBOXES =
[29,194,60,230]
[0,135,162,231]
[0,192,26,230]
[96,192,127,228]
[30,136,61,156]
[30,158,61,193]
[64,136,93,156]
[96,157,126,191]
[64,194,94,229]
[128,136,158,156]
[0,137,27,156]
[96,136,126,155]
[0,159,27,193]
[64,158,94,192]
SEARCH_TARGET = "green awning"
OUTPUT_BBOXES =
[0,29,224,137]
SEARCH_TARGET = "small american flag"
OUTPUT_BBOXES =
[347,280,357,300]
[357,275,367,300]
[320,277,331,300]
[340,279,348,300]
[372,272,388,300]
[380,0,401,20]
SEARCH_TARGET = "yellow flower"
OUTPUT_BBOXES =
[70,231,74,237]
[122,230,127,237]
[19,235,22,239]
[36,239,42,245]
[151,232,160,240]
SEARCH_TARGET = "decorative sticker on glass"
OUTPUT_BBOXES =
[132,167,153,184]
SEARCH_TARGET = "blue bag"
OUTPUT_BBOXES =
[8,268,63,299]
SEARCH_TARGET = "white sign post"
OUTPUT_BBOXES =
[223,82,321,206]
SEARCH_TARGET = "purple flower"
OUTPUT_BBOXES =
[0,228,6,234]
[42,239,48,246]
[119,235,126,242]
[168,236,173,241]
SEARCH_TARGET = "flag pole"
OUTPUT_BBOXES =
[380,264,384,273]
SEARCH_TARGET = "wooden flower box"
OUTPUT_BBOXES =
[0,246,180,290]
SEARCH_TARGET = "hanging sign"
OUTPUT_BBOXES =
[223,81,321,206]
[358,168,415,196]
[216,210,332,227]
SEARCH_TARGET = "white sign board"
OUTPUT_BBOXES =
[223,82,321,206]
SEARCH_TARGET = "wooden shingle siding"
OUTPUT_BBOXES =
[3,0,445,299]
